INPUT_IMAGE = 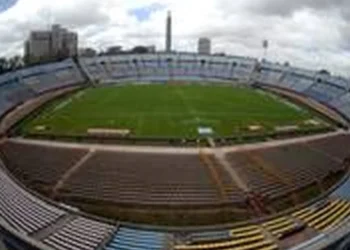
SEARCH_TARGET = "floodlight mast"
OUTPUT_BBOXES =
[262,39,269,61]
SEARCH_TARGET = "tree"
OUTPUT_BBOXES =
[0,57,8,74]
[131,46,149,54]
[318,69,331,75]
[8,55,24,70]
[0,56,25,74]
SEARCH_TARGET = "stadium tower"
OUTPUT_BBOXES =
[166,11,172,53]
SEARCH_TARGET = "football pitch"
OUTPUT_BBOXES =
[21,83,325,138]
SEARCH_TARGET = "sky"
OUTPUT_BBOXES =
[0,0,350,76]
[0,0,17,13]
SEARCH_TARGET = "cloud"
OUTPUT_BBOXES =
[43,2,111,29]
[244,0,349,17]
[0,0,349,76]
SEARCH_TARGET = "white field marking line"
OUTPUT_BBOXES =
[53,98,72,112]
[258,89,303,112]
[93,111,304,122]
[73,90,86,99]
[136,114,144,133]
[173,86,201,125]
[52,89,86,113]
[201,88,304,119]
[162,89,181,131]
[256,89,269,96]
[281,99,303,111]
[181,118,219,125]
[166,110,177,132]
[91,87,121,110]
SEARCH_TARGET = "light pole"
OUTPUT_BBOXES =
[262,39,269,61]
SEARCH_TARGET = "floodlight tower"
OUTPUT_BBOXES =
[262,39,269,61]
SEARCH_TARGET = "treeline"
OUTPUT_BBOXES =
[0,55,24,74]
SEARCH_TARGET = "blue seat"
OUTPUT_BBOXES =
[104,227,167,250]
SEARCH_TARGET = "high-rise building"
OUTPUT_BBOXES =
[24,24,78,64]
[198,38,211,55]
[165,11,172,53]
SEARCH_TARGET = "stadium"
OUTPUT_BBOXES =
[0,52,349,250]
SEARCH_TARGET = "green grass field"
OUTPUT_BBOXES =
[21,84,327,138]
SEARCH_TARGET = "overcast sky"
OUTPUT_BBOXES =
[0,0,350,76]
